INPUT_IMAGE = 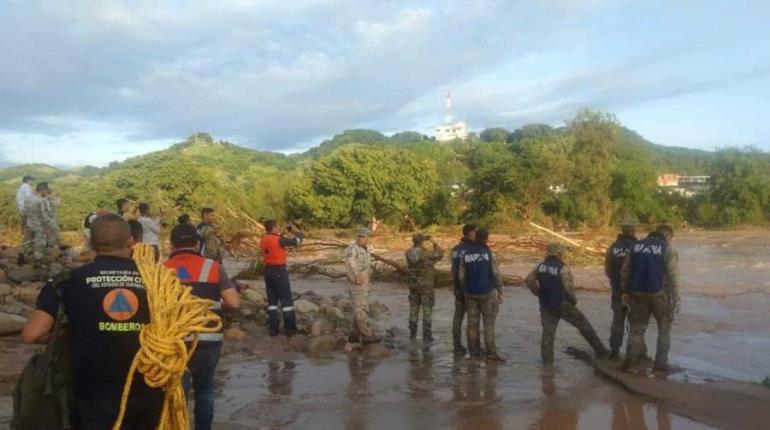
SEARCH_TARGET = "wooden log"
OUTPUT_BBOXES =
[528,222,582,248]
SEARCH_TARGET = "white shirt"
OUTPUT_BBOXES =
[138,215,161,246]
[15,183,33,213]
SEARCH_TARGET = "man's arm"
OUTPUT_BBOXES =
[218,267,241,310]
[430,242,445,263]
[22,282,59,344]
[620,255,632,294]
[561,266,577,305]
[279,230,304,248]
[490,251,503,300]
[665,247,680,310]
[604,246,613,279]
[525,267,540,296]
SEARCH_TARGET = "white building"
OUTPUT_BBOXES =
[435,91,468,142]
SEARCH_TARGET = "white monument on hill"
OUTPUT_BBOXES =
[435,91,468,141]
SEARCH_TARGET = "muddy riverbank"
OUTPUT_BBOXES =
[1,230,769,429]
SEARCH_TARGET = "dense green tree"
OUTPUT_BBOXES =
[706,148,770,226]
[479,128,510,143]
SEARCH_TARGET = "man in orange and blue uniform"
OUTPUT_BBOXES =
[164,224,240,430]
[260,220,303,336]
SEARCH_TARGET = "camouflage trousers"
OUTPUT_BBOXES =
[452,293,466,348]
[408,291,434,335]
[22,224,57,261]
[610,293,647,357]
[540,302,606,364]
[625,292,671,366]
[465,292,498,356]
[348,281,374,338]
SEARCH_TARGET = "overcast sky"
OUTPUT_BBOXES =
[1,0,769,167]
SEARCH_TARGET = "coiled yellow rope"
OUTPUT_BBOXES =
[112,244,223,430]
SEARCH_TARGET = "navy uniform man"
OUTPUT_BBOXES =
[450,224,476,353]
[526,243,609,365]
[621,224,680,372]
[459,229,505,362]
[604,218,646,360]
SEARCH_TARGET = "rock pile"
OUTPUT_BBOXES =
[0,245,78,336]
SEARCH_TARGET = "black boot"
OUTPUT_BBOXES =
[409,322,417,340]
[283,311,297,337]
[268,309,280,336]
[423,324,434,342]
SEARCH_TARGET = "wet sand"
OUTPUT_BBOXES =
[1,230,769,429]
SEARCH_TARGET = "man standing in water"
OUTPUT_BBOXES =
[405,233,444,341]
[526,243,609,365]
[459,229,505,362]
[345,228,379,343]
[621,224,680,372]
[451,224,476,354]
[604,218,646,360]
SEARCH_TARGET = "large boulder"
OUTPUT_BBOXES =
[0,283,12,300]
[320,304,345,324]
[310,320,326,337]
[14,285,41,307]
[0,301,34,317]
[294,299,319,315]
[306,335,336,358]
[8,265,45,283]
[288,334,309,352]
[242,289,266,307]
[0,311,26,335]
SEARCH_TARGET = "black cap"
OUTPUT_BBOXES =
[170,223,199,246]
[22,175,34,182]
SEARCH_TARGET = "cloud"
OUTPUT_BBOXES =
[0,0,768,163]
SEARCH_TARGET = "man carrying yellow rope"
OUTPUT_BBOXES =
[23,214,165,429]
[24,214,222,429]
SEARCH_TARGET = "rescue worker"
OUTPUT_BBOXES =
[22,182,60,264]
[451,224,476,353]
[259,220,303,336]
[164,224,241,430]
[197,207,225,263]
[137,203,161,262]
[621,224,680,372]
[15,175,34,230]
[458,229,505,362]
[22,214,163,429]
[345,227,379,343]
[405,233,444,341]
[526,243,609,365]
[604,218,646,360]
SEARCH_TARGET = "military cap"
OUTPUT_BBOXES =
[546,242,565,257]
[356,227,371,237]
[620,217,639,228]
[412,232,426,243]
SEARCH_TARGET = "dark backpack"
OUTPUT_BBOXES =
[12,276,75,430]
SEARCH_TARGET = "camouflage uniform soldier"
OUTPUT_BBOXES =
[459,229,505,362]
[621,225,680,372]
[405,233,444,341]
[604,218,646,360]
[345,228,379,343]
[45,195,62,248]
[526,243,609,365]
[22,182,59,263]
[196,207,225,263]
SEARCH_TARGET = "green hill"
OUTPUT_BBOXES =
[1,112,766,231]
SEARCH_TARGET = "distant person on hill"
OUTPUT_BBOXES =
[21,182,60,265]
[621,224,680,373]
[117,198,139,221]
[405,233,444,341]
[15,175,34,231]
[138,203,161,262]
[451,224,476,354]
[196,208,225,263]
[259,220,303,336]
[83,208,110,252]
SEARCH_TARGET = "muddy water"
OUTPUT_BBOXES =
[211,282,718,429]
[211,231,770,429]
